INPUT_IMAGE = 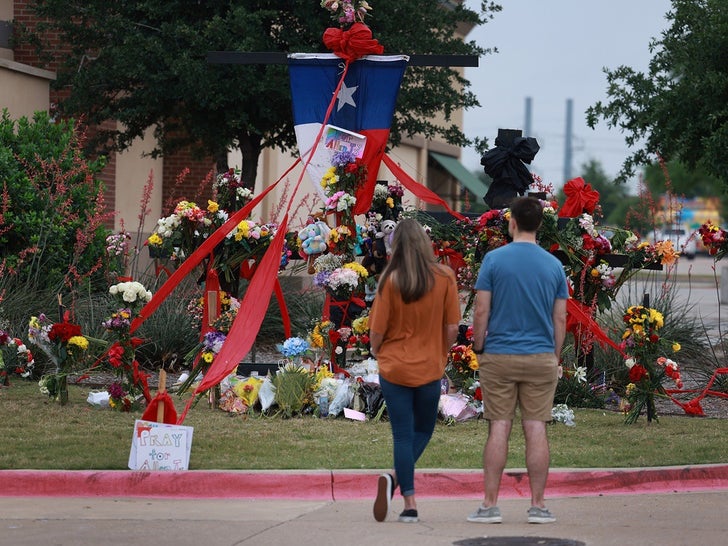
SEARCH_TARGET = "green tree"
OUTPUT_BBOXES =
[22,0,501,187]
[585,0,728,188]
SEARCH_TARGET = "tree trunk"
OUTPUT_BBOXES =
[238,132,262,191]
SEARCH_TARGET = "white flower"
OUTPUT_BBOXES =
[574,366,587,383]
[551,403,575,426]
[625,358,636,369]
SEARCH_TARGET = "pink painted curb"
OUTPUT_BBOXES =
[2,465,728,499]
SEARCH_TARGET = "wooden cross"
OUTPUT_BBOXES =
[207,52,478,67]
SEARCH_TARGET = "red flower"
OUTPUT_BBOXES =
[48,322,82,343]
[629,364,648,383]
[649,334,659,343]
[473,386,483,401]
[107,343,125,368]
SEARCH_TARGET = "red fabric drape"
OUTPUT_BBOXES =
[177,215,290,423]
[323,22,384,62]
[129,178,285,334]
[141,392,178,424]
[565,299,625,355]
[382,154,466,220]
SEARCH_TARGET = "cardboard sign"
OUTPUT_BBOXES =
[128,419,194,471]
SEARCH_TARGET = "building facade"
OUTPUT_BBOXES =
[1,0,483,236]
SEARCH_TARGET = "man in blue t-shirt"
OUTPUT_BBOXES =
[467,196,568,525]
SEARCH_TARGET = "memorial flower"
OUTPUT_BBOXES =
[28,314,89,404]
[620,304,682,424]
[0,325,35,383]
[101,281,153,405]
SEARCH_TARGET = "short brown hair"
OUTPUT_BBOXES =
[510,196,543,232]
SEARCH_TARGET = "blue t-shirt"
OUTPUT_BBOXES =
[474,242,568,354]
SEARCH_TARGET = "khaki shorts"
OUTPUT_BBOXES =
[479,352,559,421]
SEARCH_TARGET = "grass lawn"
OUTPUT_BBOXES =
[2,381,728,470]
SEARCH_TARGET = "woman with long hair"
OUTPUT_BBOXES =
[368,218,461,523]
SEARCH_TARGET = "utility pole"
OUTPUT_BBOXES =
[563,98,573,183]
[524,96,532,137]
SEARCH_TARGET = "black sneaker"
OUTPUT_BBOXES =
[373,473,393,522]
[398,509,418,523]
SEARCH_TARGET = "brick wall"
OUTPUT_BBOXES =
[161,147,217,214]
[13,0,218,225]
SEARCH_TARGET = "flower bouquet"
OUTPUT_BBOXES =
[214,219,276,284]
[322,262,368,301]
[271,361,315,418]
[28,314,89,404]
[446,343,479,391]
[321,0,372,27]
[0,324,35,385]
[620,304,682,424]
[214,168,254,211]
[698,221,728,260]
[177,297,240,395]
[370,182,404,221]
[101,281,153,405]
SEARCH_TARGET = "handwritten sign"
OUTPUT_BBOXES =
[305,124,367,199]
[128,419,194,471]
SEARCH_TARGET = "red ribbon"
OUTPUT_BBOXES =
[435,247,466,273]
[565,298,625,356]
[323,22,384,62]
[558,177,600,218]
[382,154,465,220]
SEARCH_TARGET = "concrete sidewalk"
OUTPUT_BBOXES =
[2,466,728,545]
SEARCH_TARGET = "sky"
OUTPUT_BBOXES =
[461,0,673,193]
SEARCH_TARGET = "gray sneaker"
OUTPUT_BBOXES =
[466,505,502,523]
[527,506,556,524]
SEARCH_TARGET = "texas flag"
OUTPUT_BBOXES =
[288,53,408,214]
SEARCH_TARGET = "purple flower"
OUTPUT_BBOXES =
[108,382,126,399]
[332,150,357,167]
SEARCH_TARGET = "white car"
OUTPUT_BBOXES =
[653,226,697,260]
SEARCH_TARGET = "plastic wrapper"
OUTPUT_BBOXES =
[258,376,276,411]
[439,393,479,422]
[328,379,354,417]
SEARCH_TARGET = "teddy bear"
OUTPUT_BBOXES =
[298,218,331,273]
[379,219,397,256]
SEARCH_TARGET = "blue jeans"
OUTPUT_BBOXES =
[379,376,442,497]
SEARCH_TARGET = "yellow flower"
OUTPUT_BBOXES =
[309,332,324,349]
[207,200,219,213]
[352,315,369,334]
[234,220,250,241]
[622,329,632,340]
[67,336,89,351]
[344,261,368,278]
[590,268,600,278]
[148,233,163,247]
[386,197,394,208]
[626,383,636,396]
[632,324,644,335]
[321,167,338,188]
[202,352,214,363]
[648,308,664,329]
[673,342,681,352]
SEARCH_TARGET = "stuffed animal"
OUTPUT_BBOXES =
[379,219,397,256]
[298,219,331,273]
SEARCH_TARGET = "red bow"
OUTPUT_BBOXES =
[558,177,600,218]
[323,22,384,62]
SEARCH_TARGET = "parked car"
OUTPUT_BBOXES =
[652,226,697,260]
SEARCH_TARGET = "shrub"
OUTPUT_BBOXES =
[0,109,111,290]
